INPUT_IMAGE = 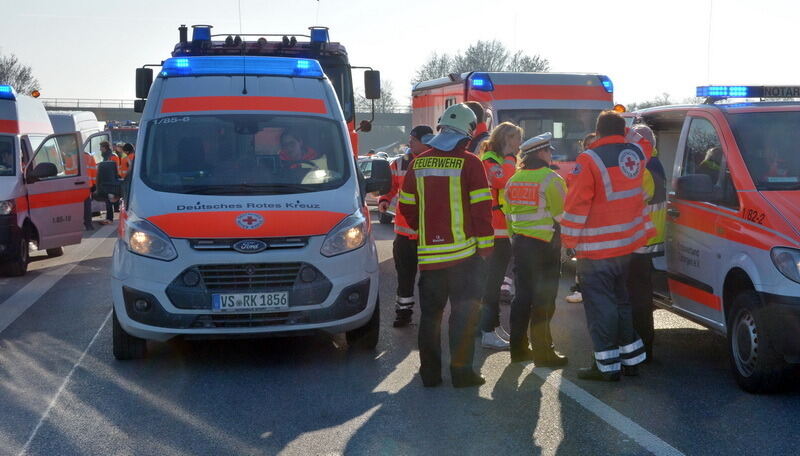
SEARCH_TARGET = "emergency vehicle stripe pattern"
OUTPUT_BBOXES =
[147,210,347,238]
[160,96,327,114]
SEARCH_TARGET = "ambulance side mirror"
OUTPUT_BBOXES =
[365,159,391,195]
[364,70,381,100]
[675,174,714,201]
[136,68,153,99]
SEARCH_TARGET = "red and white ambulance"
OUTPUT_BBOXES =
[0,85,88,276]
[108,25,390,359]
[412,72,614,172]
[629,85,800,393]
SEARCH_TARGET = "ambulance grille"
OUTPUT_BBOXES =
[197,263,302,291]
[190,237,308,251]
[191,312,292,328]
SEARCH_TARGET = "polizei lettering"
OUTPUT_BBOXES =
[414,157,465,169]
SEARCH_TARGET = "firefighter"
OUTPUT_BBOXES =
[504,133,568,365]
[561,111,654,381]
[398,103,494,388]
[465,101,490,154]
[478,122,522,350]
[627,124,666,362]
[378,125,434,328]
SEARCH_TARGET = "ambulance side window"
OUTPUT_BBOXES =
[683,118,722,184]
[30,136,67,179]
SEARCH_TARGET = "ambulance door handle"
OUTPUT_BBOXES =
[667,208,680,218]
[74,180,87,185]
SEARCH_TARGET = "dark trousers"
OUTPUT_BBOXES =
[83,197,93,228]
[577,255,645,373]
[480,237,511,332]
[105,200,114,221]
[510,234,561,353]
[392,234,418,310]
[628,252,656,354]
[418,256,484,381]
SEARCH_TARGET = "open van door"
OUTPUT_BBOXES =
[24,132,88,250]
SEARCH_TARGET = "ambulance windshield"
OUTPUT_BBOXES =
[0,136,14,176]
[140,115,349,195]
[498,109,601,161]
[728,111,800,190]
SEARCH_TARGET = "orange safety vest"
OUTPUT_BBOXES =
[64,154,79,176]
[379,153,418,239]
[560,135,654,259]
[84,153,97,187]
[120,152,135,178]
[480,150,517,238]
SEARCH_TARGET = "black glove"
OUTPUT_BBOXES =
[565,248,577,259]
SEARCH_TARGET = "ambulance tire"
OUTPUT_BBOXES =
[46,248,64,258]
[727,291,787,393]
[2,229,30,277]
[346,299,380,350]
[113,309,147,360]
[379,212,393,225]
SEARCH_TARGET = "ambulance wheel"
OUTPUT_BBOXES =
[727,290,787,393]
[379,212,394,225]
[46,247,64,258]
[113,309,147,360]
[347,299,380,350]
[2,229,30,277]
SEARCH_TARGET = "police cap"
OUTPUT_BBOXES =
[520,132,555,157]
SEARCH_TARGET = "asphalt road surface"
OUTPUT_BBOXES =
[0,215,798,456]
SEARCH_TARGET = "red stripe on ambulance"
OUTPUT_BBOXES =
[147,210,348,238]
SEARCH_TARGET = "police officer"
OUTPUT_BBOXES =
[399,103,494,388]
[561,111,654,381]
[505,133,568,365]
[627,124,666,362]
[378,125,434,327]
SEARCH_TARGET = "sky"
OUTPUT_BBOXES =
[2,0,800,108]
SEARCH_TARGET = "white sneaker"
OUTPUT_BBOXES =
[565,291,583,303]
[495,326,511,340]
[482,330,510,350]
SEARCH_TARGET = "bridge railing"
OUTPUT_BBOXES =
[39,98,135,109]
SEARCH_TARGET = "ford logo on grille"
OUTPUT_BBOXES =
[233,240,268,254]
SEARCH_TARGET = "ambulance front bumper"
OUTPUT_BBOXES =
[760,292,800,363]
[0,215,22,260]
[110,237,379,342]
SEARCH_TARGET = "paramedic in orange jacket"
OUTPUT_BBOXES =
[477,122,521,350]
[378,125,434,328]
[561,111,654,381]
[398,104,494,388]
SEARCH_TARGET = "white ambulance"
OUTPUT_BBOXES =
[0,86,88,275]
[108,28,389,359]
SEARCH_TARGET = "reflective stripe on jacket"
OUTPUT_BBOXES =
[560,135,655,260]
[481,149,517,239]
[398,145,494,270]
[379,153,417,239]
[505,166,566,242]
[637,151,667,253]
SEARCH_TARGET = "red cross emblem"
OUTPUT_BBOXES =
[236,213,264,230]
[618,150,641,178]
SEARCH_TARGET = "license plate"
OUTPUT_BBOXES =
[211,292,289,312]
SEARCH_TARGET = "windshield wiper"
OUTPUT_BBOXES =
[183,184,319,195]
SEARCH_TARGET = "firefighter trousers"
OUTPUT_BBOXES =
[418,256,484,381]
[392,234,418,310]
[509,234,560,353]
[577,255,646,374]
[479,237,511,332]
[627,252,656,355]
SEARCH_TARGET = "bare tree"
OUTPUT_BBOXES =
[356,80,398,113]
[0,53,40,94]
[412,41,549,84]
[627,93,673,111]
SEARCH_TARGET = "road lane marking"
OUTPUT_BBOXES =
[17,310,112,456]
[0,225,116,335]
[530,367,685,456]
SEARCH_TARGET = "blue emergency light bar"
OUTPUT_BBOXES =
[697,85,800,99]
[598,75,614,93]
[309,27,329,43]
[0,85,16,100]
[470,73,494,91]
[160,56,324,78]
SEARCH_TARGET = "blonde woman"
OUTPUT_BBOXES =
[479,122,522,350]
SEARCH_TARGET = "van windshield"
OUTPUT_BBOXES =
[498,109,601,161]
[0,136,14,176]
[727,111,800,190]
[140,115,349,195]
[111,129,139,146]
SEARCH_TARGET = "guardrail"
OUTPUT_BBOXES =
[39,98,135,109]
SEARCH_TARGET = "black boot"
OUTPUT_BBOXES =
[451,369,486,388]
[577,363,620,382]
[622,364,639,376]
[393,308,412,328]
[510,346,536,363]
[532,347,569,367]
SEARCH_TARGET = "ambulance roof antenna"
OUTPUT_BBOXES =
[315,0,321,25]
[238,0,248,94]
[706,0,713,84]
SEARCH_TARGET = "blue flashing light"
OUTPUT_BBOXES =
[309,27,329,43]
[697,85,750,98]
[598,75,613,93]
[0,85,16,101]
[160,56,324,78]
[191,25,212,42]
[470,73,494,92]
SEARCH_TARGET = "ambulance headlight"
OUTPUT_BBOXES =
[124,215,177,261]
[0,200,14,216]
[771,247,800,284]
[320,209,369,257]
